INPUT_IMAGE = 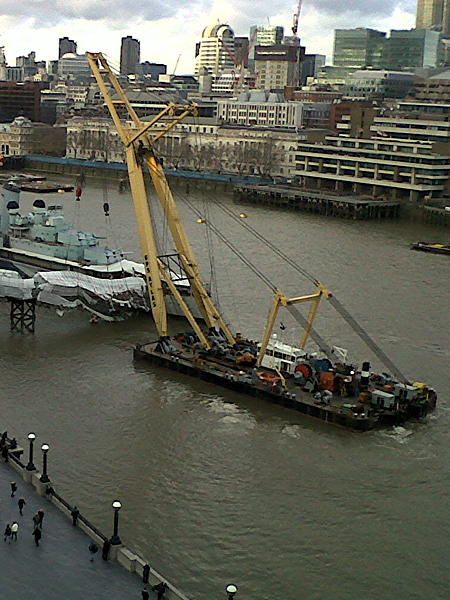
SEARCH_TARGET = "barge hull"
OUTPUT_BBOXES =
[133,345,377,432]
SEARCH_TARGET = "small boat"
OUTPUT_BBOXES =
[411,242,450,256]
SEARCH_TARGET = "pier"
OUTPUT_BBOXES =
[234,184,400,220]
[1,431,194,600]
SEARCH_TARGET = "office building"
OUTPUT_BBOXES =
[416,0,443,27]
[195,24,235,77]
[333,28,386,69]
[138,62,167,79]
[59,37,77,59]
[386,29,442,69]
[250,25,284,47]
[254,44,301,89]
[344,70,415,100]
[0,81,41,121]
[295,103,450,202]
[217,91,303,128]
[300,54,326,85]
[58,53,91,80]
[120,36,140,75]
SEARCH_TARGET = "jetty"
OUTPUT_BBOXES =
[234,184,400,220]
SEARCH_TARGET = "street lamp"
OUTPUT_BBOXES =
[226,584,238,600]
[40,444,50,483]
[110,500,122,545]
[26,432,36,471]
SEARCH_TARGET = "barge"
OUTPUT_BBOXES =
[134,337,437,432]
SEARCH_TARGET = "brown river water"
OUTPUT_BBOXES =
[1,175,449,599]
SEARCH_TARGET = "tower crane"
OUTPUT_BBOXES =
[292,0,304,40]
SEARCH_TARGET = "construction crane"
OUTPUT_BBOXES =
[292,0,304,39]
[85,52,235,348]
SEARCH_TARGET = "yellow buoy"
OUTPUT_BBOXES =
[196,218,206,224]
[239,213,248,218]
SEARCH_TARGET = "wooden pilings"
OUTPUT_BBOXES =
[234,185,401,220]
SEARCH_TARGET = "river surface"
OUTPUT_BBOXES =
[1,175,449,600]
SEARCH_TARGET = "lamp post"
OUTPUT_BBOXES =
[110,500,122,545]
[40,444,49,483]
[26,432,36,471]
[226,584,238,600]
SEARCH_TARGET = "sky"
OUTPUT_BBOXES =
[0,1,417,72]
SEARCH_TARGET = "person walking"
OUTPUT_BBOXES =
[37,509,45,529]
[88,542,99,562]
[71,506,80,526]
[1,445,8,462]
[141,588,150,600]
[10,481,17,497]
[10,521,18,541]
[152,582,168,600]
[32,526,42,547]
[18,498,26,516]
[4,523,11,543]
[32,512,40,529]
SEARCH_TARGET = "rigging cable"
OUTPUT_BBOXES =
[214,199,317,285]
[175,191,277,292]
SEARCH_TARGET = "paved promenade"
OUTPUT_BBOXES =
[0,460,149,600]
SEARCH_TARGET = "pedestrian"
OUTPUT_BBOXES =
[88,541,98,562]
[10,481,17,497]
[4,523,11,543]
[142,563,150,584]
[10,521,18,541]
[2,445,9,462]
[37,509,44,529]
[18,498,26,516]
[9,437,17,450]
[71,506,80,526]
[152,582,168,600]
[141,588,150,600]
[32,526,42,547]
[32,512,40,529]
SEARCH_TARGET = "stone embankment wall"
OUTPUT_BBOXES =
[4,438,192,600]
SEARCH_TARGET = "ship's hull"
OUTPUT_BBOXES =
[0,247,200,319]
[134,344,381,431]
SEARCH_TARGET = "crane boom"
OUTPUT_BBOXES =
[292,0,304,36]
[86,52,235,347]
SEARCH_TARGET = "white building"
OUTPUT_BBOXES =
[217,91,303,129]
[58,53,91,80]
[195,23,235,77]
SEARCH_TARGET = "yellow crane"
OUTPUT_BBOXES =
[86,52,235,348]
[86,53,348,375]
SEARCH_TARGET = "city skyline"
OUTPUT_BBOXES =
[0,1,416,72]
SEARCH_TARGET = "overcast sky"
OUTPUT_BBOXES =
[0,1,416,72]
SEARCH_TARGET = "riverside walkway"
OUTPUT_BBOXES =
[0,459,146,600]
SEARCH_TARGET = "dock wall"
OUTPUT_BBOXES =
[4,437,192,600]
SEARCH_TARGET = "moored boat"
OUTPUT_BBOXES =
[411,242,450,255]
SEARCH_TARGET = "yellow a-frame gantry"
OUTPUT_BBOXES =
[86,52,234,348]
[256,283,333,366]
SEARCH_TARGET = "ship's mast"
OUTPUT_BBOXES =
[86,52,235,347]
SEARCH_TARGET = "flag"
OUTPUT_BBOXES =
[280,322,286,331]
